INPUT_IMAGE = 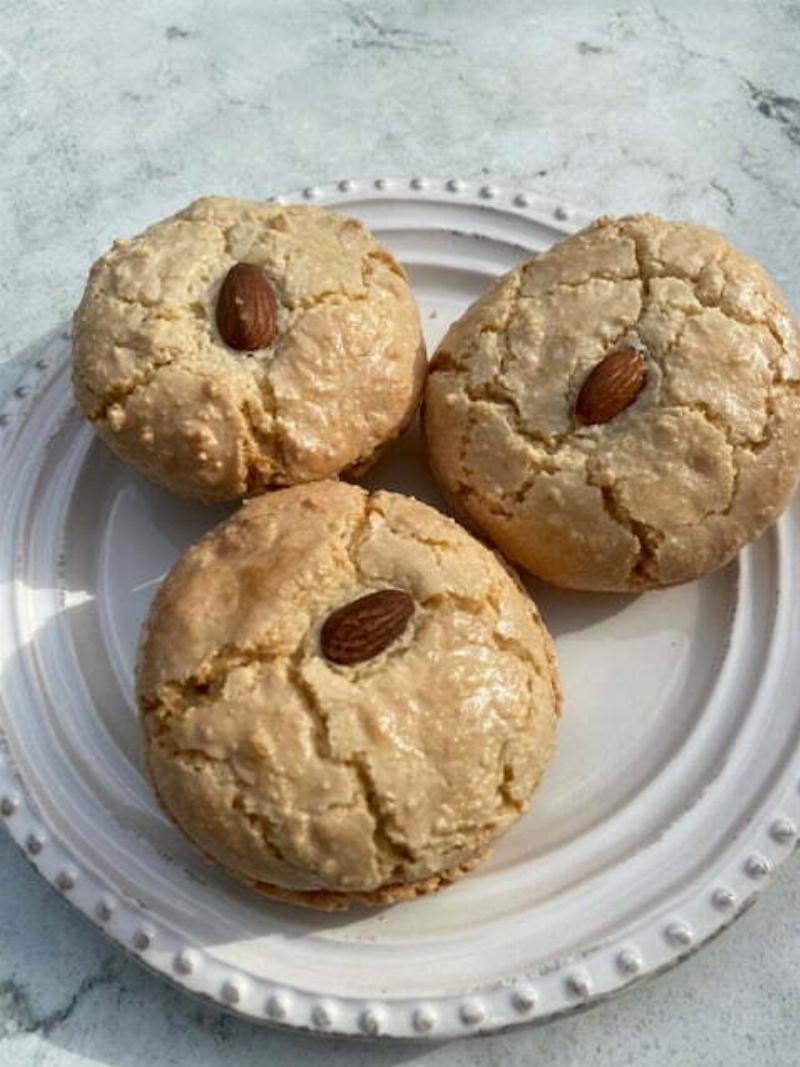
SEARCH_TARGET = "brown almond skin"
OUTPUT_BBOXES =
[216,263,277,351]
[575,347,647,426]
[321,589,415,666]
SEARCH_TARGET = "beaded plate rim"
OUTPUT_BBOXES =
[0,176,797,1040]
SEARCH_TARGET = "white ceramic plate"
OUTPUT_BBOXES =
[1,178,799,1041]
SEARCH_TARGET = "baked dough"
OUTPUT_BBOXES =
[424,214,800,590]
[137,481,561,909]
[73,197,425,501]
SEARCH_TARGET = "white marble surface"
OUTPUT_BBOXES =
[1,1,799,1063]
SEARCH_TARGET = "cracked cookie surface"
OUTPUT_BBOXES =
[72,197,425,502]
[136,481,561,909]
[423,214,800,590]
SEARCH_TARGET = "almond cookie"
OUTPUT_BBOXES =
[73,197,425,502]
[137,481,561,909]
[424,214,800,591]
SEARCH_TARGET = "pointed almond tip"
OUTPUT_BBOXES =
[216,262,277,351]
[575,347,647,426]
[321,589,414,666]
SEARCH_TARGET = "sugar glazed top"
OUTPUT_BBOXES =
[424,214,800,590]
[137,482,561,908]
[72,197,426,501]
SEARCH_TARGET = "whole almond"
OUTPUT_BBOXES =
[216,263,277,351]
[575,347,647,425]
[321,589,414,666]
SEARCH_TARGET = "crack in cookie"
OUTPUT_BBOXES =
[137,483,560,907]
[425,214,800,590]
[72,197,425,501]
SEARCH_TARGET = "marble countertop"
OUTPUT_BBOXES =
[1,1,799,1063]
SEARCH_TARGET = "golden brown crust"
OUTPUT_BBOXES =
[145,753,486,911]
[341,339,429,478]
[72,197,425,502]
[424,214,800,591]
[239,851,488,911]
[138,482,560,901]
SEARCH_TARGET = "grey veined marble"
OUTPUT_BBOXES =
[1,1,799,1064]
